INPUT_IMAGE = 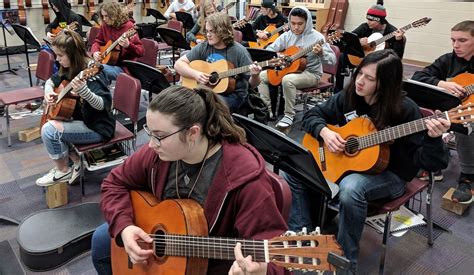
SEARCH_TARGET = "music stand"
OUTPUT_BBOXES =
[122,60,170,100]
[246,48,277,62]
[335,31,364,58]
[238,23,257,42]
[175,11,194,32]
[146,8,167,22]
[403,79,467,135]
[156,27,190,69]
[11,24,41,87]
[0,9,20,75]
[77,14,93,27]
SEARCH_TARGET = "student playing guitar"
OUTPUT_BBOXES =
[186,0,217,46]
[285,50,450,274]
[258,6,336,130]
[251,0,287,45]
[175,12,262,113]
[45,0,83,43]
[91,2,144,83]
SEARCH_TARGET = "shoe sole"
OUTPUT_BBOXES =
[451,197,473,204]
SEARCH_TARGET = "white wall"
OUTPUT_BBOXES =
[344,0,474,63]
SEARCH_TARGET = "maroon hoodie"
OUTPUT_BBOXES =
[101,142,289,274]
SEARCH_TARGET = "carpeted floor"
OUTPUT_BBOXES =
[1,51,473,275]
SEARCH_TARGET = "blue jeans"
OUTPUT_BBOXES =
[285,171,406,272]
[41,121,103,160]
[102,64,124,83]
[91,223,112,275]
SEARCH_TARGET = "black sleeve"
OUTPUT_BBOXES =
[352,23,368,37]
[411,54,451,86]
[385,24,405,58]
[70,13,83,34]
[302,93,345,137]
[252,15,265,31]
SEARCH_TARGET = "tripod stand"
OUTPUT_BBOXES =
[0,22,18,75]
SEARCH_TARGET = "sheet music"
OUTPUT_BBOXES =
[405,78,448,93]
[365,206,426,236]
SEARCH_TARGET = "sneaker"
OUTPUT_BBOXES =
[36,167,72,187]
[69,162,81,185]
[417,170,443,181]
[276,115,294,128]
[451,175,473,204]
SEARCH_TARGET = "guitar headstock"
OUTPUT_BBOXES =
[78,61,103,81]
[224,1,236,13]
[268,229,344,272]
[412,17,432,28]
[447,103,474,126]
[124,28,138,39]
[233,18,249,29]
[67,21,79,32]
[326,30,343,45]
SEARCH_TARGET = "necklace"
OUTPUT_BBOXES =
[175,142,210,199]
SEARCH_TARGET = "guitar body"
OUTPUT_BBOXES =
[267,46,307,86]
[190,34,206,48]
[111,191,209,275]
[347,33,386,66]
[302,117,390,183]
[181,59,236,94]
[451,72,474,104]
[100,40,121,65]
[249,25,279,49]
[40,81,78,127]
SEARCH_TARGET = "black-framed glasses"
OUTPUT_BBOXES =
[143,124,186,146]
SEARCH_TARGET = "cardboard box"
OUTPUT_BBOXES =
[441,187,470,215]
[46,182,68,209]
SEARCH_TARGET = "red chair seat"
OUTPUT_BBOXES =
[75,122,133,152]
[0,87,44,105]
[300,80,333,94]
[370,178,429,213]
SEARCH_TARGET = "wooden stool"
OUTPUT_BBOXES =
[45,182,68,209]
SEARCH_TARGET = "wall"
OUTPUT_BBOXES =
[343,0,473,63]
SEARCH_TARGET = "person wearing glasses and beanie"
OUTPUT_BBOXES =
[91,85,289,275]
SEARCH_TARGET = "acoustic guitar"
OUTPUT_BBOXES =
[111,190,344,274]
[99,28,137,65]
[347,17,431,66]
[51,21,79,36]
[40,62,102,127]
[190,34,206,48]
[451,72,474,104]
[267,31,342,86]
[181,57,283,93]
[302,103,474,183]
[248,24,288,49]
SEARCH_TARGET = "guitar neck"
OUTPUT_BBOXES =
[56,83,74,102]
[373,24,413,45]
[268,24,287,37]
[290,39,325,61]
[357,112,448,150]
[218,59,276,79]
[155,234,267,262]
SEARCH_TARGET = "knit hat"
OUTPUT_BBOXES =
[366,1,387,22]
[261,0,276,9]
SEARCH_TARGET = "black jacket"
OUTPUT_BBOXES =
[412,52,474,84]
[46,0,83,34]
[352,22,405,59]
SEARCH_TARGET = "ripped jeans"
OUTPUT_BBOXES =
[41,120,103,160]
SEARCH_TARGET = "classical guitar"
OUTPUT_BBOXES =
[451,72,474,104]
[248,24,288,49]
[111,190,344,274]
[99,28,137,65]
[267,31,342,86]
[40,62,102,127]
[232,17,249,29]
[222,1,236,14]
[347,17,431,66]
[51,21,79,35]
[302,104,474,183]
[182,57,283,93]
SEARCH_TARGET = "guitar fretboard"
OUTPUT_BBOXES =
[218,59,277,79]
[289,39,326,62]
[373,23,414,46]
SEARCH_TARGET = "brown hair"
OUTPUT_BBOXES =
[206,12,234,47]
[98,2,128,28]
[148,85,246,144]
[198,0,217,34]
[451,20,474,37]
[51,30,89,80]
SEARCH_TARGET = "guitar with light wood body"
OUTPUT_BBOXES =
[302,104,474,183]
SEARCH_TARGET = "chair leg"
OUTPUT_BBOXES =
[79,153,85,197]
[379,211,392,275]
[5,105,11,147]
[426,172,434,245]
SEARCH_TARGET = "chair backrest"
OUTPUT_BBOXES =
[36,50,55,82]
[267,171,292,222]
[167,20,183,32]
[113,73,142,123]
[233,30,243,43]
[137,38,158,67]
[87,27,100,51]
[323,44,341,76]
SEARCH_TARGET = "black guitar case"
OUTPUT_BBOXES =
[17,202,105,271]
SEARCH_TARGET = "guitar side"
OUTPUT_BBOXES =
[111,191,208,275]
[267,46,306,86]
[302,117,389,183]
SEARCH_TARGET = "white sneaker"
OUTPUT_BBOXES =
[36,167,72,187]
[69,162,82,185]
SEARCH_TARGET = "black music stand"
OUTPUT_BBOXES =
[175,11,194,32]
[77,14,93,27]
[0,22,18,75]
[11,24,41,87]
[246,48,277,62]
[146,8,167,22]
[238,23,257,42]
[0,9,20,75]
[335,31,364,58]
[403,79,467,135]
[123,60,170,100]
[156,27,190,70]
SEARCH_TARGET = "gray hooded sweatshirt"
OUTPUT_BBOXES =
[266,6,336,76]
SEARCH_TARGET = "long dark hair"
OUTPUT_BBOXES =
[51,30,89,80]
[148,86,246,144]
[345,49,403,129]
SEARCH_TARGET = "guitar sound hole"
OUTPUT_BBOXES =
[208,72,219,85]
[345,137,359,155]
[154,230,166,257]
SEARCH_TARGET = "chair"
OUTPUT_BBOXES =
[137,38,159,67]
[0,50,55,146]
[297,44,341,112]
[87,27,100,53]
[233,30,243,43]
[167,20,183,33]
[267,171,292,222]
[73,73,142,195]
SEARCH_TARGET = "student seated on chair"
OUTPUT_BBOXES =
[284,50,450,274]
[90,85,288,275]
[164,0,195,21]
[175,12,262,113]
[91,2,144,83]
[185,0,217,46]
[45,0,83,43]
[334,0,405,93]
[251,0,287,44]
[412,20,474,205]
[36,31,115,187]
[257,6,336,130]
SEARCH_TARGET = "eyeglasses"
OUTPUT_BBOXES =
[143,124,186,146]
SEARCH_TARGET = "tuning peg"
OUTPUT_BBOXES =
[298,227,308,235]
[310,227,321,235]
[283,230,296,236]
